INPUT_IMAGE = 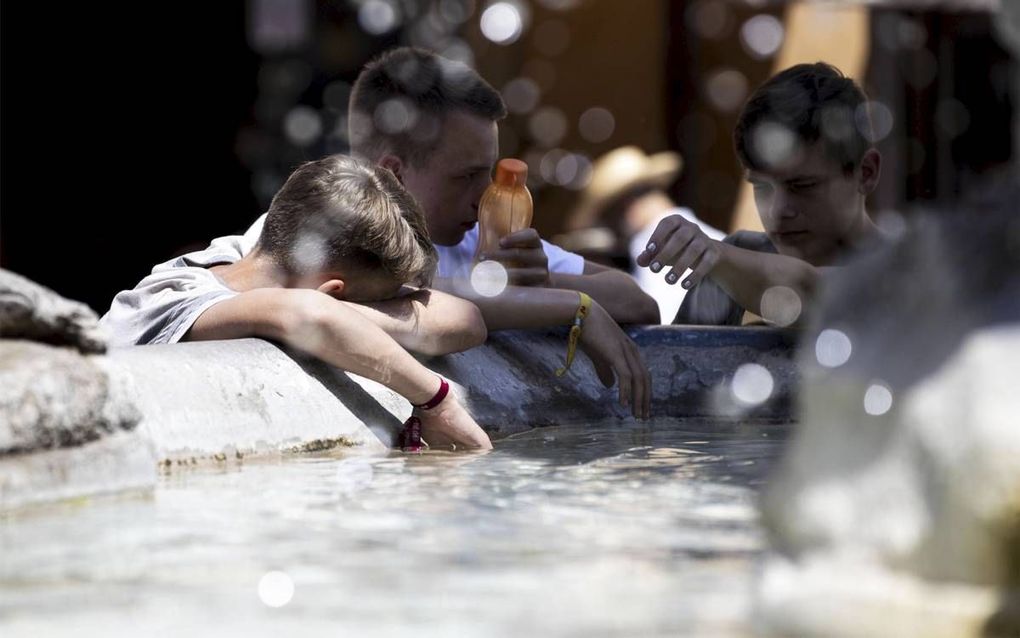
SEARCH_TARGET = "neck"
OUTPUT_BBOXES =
[212,248,288,292]
[818,208,881,266]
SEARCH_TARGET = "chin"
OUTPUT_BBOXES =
[433,230,467,247]
[775,243,807,261]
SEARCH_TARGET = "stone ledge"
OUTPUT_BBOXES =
[1,326,797,511]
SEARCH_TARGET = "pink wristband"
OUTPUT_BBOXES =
[412,377,449,410]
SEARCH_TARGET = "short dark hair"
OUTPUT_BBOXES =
[348,47,507,166]
[734,62,873,175]
[259,154,437,287]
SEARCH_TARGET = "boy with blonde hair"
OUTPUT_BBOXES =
[103,154,491,449]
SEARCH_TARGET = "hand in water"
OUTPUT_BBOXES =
[577,302,652,420]
[417,395,493,450]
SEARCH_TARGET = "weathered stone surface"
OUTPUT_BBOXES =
[0,268,106,353]
[757,197,1020,636]
[433,326,797,436]
[0,341,141,455]
[0,339,150,511]
[102,326,797,462]
[104,339,396,460]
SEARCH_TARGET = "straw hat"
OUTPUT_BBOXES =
[569,146,683,231]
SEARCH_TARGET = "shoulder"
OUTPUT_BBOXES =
[101,268,236,346]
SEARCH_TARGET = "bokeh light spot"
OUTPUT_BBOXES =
[815,329,853,368]
[258,571,294,608]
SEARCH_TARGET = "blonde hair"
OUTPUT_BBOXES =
[259,154,437,286]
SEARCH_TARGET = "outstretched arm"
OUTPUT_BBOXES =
[184,288,492,449]
[432,279,651,419]
[480,228,660,325]
[636,214,818,321]
[550,262,660,325]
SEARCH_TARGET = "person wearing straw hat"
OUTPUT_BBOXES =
[563,146,724,324]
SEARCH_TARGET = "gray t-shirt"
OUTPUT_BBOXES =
[99,219,264,347]
[672,230,778,326]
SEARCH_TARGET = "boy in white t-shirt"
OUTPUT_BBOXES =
[102,155,491,449]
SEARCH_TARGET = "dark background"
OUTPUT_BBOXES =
[2,1,1015,313]
[2,4,259,310]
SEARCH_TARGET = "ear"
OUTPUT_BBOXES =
[378,154,405,182]
[316,278,346,299]
[858,148,882,196]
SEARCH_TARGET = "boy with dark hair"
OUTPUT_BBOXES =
[639,62,883,326]
[102,155,492,449]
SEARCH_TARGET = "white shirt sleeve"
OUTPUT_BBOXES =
[100,268,237,347]
[541,238,585,275]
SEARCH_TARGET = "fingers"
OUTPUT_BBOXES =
[673,245,720,290]
[615,346,633,413]
[417,401,494,451]
[578,306,650,417]
[480,247,549,269]
[635,215,690,267]
[500,228,541,248]
[637,217,720,292]
[652,227,701,277]
[615,337,650,419]
[592,356,616,387]
[659,237,706,286]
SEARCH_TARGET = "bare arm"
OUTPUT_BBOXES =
[342,288,487,356]
[480,228,659,325]
[548,261,660,325]
[709,243,818,318]
[184,288,492,448]
[432,279,650,418]
[637,214,818,322]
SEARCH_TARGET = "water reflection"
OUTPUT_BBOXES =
[1,419,789,637]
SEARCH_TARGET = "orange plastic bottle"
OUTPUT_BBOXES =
[474,158,533,263]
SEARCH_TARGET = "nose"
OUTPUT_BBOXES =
[471,175,493,210]
[772,190,797,219]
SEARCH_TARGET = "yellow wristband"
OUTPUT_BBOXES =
[555,292,592,377]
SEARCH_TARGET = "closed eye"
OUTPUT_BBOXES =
[457,170,483,181]
[788,181,819,193]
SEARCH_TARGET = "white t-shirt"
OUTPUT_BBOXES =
[435,225,585,279]
[100,218,265,347]
[100,260,238,348]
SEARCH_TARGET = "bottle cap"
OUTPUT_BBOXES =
[494,158,529,187]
